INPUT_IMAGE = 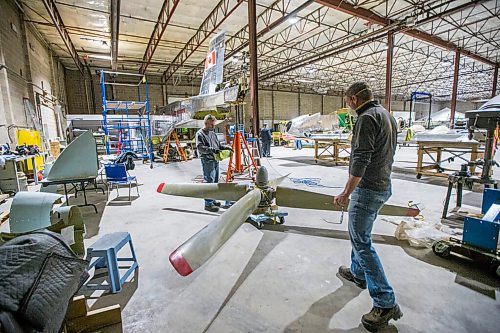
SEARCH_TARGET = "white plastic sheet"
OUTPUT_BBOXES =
[384,217,462,248]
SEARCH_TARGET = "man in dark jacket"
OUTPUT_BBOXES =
[333,82,401,331]
[196,114,232,212]
[260,123,272,157]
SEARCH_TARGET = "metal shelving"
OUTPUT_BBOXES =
[100,70,154,167]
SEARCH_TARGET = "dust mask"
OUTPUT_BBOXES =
[347,106,357,117]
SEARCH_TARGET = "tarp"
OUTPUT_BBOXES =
[417,107,465,122]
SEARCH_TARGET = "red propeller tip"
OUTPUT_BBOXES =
[406,208,420,217]
[169,250,193,276]
[157,183,165,193]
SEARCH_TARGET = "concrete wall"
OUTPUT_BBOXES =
[66,69,481,130]
[0,0,67,144]
[64,75,482,133]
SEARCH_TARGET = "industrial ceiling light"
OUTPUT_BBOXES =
[288,16,299,24]
[442,59,452,66]
[306,66,317,74]
[231,56,238,63]
[296,78,314,83]
[88,54,112,60]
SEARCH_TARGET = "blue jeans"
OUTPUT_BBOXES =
[201,158,219,206]
[294,139,302,149]
[261,140,271,157]
[348,187,395,308]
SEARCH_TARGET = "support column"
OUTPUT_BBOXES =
[271,89,275,128]
[83,58,96,113]
[298,92,301,116]
[450,50,460,129]
[492,65,498,98]
[161,74,168,106]
[248,0,259,135]
[321,95,324,115]
[384,31,394,113]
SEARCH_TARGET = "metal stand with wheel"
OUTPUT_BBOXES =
[436,185,500,278]
[436,96,500,277]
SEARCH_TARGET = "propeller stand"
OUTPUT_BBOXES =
[226,131,258,181]
[226,104,258,182]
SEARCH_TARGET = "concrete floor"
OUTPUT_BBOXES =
[2,145,499,332]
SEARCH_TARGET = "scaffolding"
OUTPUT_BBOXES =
[100,70,154,167]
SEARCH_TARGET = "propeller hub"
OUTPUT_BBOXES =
[255,166,269,187]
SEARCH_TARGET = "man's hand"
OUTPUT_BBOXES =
[222,145,234,152]
[333,191,349,207]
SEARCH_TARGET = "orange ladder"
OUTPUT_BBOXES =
[163,131,187,163]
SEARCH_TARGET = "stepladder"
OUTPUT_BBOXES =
[163,131,187,163]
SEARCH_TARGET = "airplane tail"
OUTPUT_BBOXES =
[199,31,225,95]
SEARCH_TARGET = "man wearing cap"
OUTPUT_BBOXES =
[260,123,272,157]
[196,114,233,212]
[333,81,401,331]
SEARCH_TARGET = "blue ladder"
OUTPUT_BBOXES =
[85,232,138,293]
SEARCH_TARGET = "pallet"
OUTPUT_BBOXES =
[0,211,9,227]
[0,193,9,204]
[64,295,122,333]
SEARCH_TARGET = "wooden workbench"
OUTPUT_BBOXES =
[415,140,484,179]
[313,138,351,165]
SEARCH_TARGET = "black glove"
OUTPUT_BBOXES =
[210,147,220,154]
[222,145,234,152]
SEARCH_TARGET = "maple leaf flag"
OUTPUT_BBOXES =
[205,50,216,70]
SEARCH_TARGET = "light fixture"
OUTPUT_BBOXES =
[406,16,417,27]
[477,72,487,77]
[231,56,238,63]
[306,66,317,74]
[88,54,112,60]
[288,16,299,24]
[296,78,314,83]
[442,59,452,66]
[369,77,376,81]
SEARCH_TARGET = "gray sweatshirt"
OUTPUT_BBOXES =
[196,128,223,160]
[349,101,397,191]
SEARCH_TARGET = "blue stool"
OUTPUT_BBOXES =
[85,232,138,293]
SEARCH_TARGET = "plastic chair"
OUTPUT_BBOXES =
[104,164,139,200]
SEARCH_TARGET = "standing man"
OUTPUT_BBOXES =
[260,123,272,157]
[196,114,232,212]
[333,82,401,331]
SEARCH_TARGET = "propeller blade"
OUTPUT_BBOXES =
[268,174,290,188]
[157,182,248,201]
[275,186,420,217]
[169,189,262,276]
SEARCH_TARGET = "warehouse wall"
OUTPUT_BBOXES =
[64,69,482,130]
[0,0,67,144]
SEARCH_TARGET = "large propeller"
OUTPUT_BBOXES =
[158,166,420,276]
[157,182,248,201]
[169,189,262,276]
[275,186,420,217]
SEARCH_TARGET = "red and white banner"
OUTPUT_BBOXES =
[204,50,216,70]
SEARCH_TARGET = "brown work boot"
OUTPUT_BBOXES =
[361,304,403,332]
[338,265,367,289]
